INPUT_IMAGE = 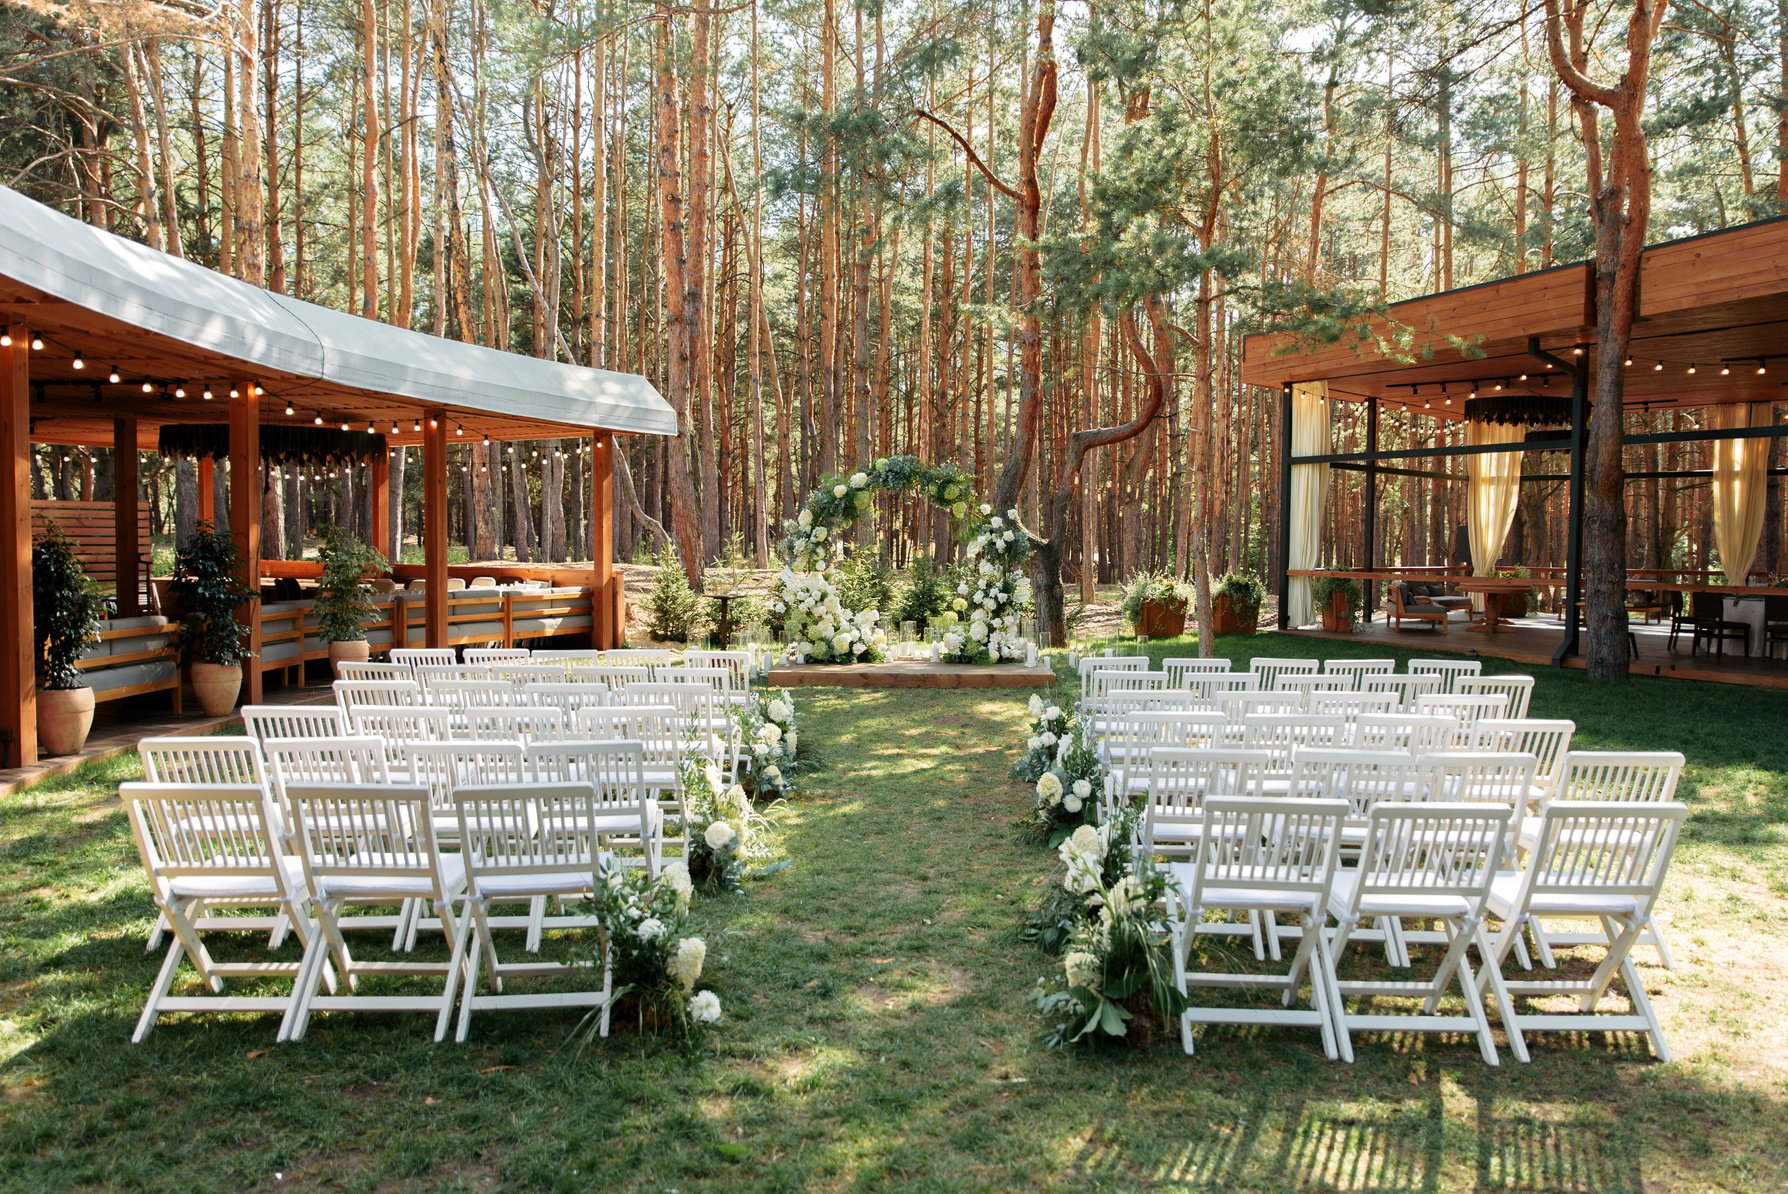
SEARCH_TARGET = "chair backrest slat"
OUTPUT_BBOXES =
[242,704,345,744]
[139,737,265,789]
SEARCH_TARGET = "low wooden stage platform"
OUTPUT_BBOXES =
[1286,615,1788,690]
[766,660,1058,689]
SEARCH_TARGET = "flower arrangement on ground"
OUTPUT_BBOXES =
[769,568,887,663]
[738,692,806,802]
[680,759,770,893]
[1014,695,1103,845]
[1028,812,1186,1048]
[585,860,718,1041]
[1012,693,1072,784]
[937,509,1034,663]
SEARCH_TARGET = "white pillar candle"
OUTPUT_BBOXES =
[1067,650,1079,668]
[1026,642,1039,667]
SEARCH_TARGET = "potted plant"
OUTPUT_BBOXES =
[169,521,257,716]
[1493,566,1536,618]
[31,526,108,755]
[1313,575,1364,633]
[1213,573,1265,634]
[1120,572,1190,639]
[314,525,388,676]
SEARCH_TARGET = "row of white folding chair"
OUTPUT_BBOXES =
[123,780,625,1044]
[1165,794,1684,1063]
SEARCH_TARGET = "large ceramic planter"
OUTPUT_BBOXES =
[37,686,95,756]
[1320,590,1357,633]
[191,662,242,716]
[328,639,371,679]
[1137,599,1187,639]
[1212,594,1257,635]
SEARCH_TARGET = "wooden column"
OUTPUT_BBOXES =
[229,383,262,704]
[423,410,448,646]
[113,417,140,617]
[590,432,615,647]
[197,457,215,525]
[1,325,35,767]
[369,447,391,560]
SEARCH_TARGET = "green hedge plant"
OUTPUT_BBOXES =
[31,526,107,690]
[314,525,388,643]
[168,521,256,666]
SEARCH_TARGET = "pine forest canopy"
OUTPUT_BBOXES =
[4,0,1786,637]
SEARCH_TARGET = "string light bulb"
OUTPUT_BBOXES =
[0,333,10,347]
[108,366,121,383]
[285,401,296,416]
[1720,365,1731,376]
[142,382,153,393]
[71,355,84,371]
[1687,364,1697,375]
[455,425,463,436]
[1623,357,1633,367]
[1572,346,1584,356]
[392,421,401,434]
[482,433,491,445]
[314,414,324,425]
[1652,361,1663,372]
[1758,363,1769,376]
[30,335,43,351]
[413,419,422,432]
[340,421,350,431]
[173,383,187,398]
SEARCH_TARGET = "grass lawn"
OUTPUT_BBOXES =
[2,632,1786,1191]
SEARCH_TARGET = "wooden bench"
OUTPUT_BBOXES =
[1385,583,1451,634]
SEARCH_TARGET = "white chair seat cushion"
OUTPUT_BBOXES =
[167,856,305,901]
[471,869,597,899]
[314,853,466,900]
[1328,870,1472,919]
[1166,864,1322,914]
[1487,871,1639,919]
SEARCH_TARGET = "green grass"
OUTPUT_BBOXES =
[2,632,1786,1191]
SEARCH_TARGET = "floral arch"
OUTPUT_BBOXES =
[771,455,1034,664]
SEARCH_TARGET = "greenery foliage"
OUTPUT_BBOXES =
[1215,572,1266,623]
[1312,575,1363,626]
[1118,571,1190,631]
[30,526,106,690]
[644,545,706,642]
[891,556,952,632]
[168,521,256,667]
[582,861,717,1044]
[832,552,895,615]
[312,525,388,643]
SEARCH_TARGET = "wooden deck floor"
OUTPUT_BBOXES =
[1287,614,1788,689]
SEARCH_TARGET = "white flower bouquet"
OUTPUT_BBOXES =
[585,860,720,1042]
[738,691,805,802]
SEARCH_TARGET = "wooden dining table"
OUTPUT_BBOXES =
[1453,577,1536,634]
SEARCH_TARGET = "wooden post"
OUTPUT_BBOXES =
[113,417,141,618]
[197,457,216,525]
[1,324,35,767]
[229,382,263,704]
[423,409,448,646]
[1277,384,1294,631]
[590,432,615,647]
[369,447,391,560]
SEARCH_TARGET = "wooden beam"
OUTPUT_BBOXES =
[1,325,34,767]
[369,448,391,560]
[591,432,614,648]
[113,417,139,617]
[229,382,262,704]
[423,409,448,646]
[197,456,215,525]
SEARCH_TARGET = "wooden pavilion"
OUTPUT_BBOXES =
[1244,215,1788,675]
[0,185,676,768]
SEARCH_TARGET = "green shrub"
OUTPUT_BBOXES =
[834,552,895,615]
[892,556,951,632]
[644,545,706,642]
[1118,571,1190,632]
[31,525,107,690]
[1215,572,1265,624]
[314,525,388,643]
[168,521,256,666]
[1312,575,1363,626]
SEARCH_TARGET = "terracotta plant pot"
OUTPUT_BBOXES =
[1137,598,1188,639]
[328,639,371,678]
[1320,590,1356,633]
[37,686,95,756]
[1212,594,1257,635]
[191,662,242,717]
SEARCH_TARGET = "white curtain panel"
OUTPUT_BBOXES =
[1287,381,1331,627]
[1712,402,1768,585]
[1466,419,1523,589]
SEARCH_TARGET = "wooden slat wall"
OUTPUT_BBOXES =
[30,500,151,589]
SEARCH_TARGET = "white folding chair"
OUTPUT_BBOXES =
[1413,692,1511,735]
[1419,751,1541,809]
[526,740,662,878]
[1249,657,1321,691]
[121,783,318,1042]
[524,681,612,714]
[1162,657,1233,688]
[1321,658,1396,689]
[1277,674,1355,698]
[1309,692,1400,722]
[1077,653,1149,704]
[337,661,413,682]
[574,704,688,856]
[1326,801,1518,1065]
[465,648,531,664]
[1140,747,1274,860]
[334,679,422,717]
[1407,657,1482,695]
[430,680,526,713]
[1353,712,1460,755]
[604,648,673,667]
[571,664,652,692]
[1168,795,1349,1058]
[391,647,459,672]
[1218,691,1307,720]
[349,705,458,749]
[242,704,346,744]
[1468,718,1575,798]
[1239,714,1348,784]
[1103,711,1228,803]
[415,664,496,693]
[1482,801,1688,1062]
[1457,674,1535,720]
[278,784,468,1042]
[264,736,390,811]
[1362,673,1442,712]
[464,706,569,744]
[1187,673,1258,701]
[534,650,603,666]
[684,650,755,705]
[487,663,567,688]
[448,784,613,1041]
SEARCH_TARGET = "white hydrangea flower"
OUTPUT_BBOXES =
[797,509,813,528]
[704,820,737,850]
[1062,793,1083,814]
[668,937,707,990]
[637,917,666,942]
[768,699,792,723]
[849,471,869,488]
[763,764,781,782]
[833,483,848,498]
[758,722,782,745]
[1045,706,1062,721]
[1036,772,1064,805]
[689,990,722,1025]
[1039,731,1057,747]
[662,862,693,901]
[1064,950,1101,990]
[1072,779,1092,799]
[1026,735,1042,751]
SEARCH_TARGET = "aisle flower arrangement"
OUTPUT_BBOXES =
[769,568,887,663]
[681,760,770,893]
[1012,694,1073,784]
[586,860,720,1041]
[1027,812,1186,1048]
[939,508,1034,664]
[739,692,803,802]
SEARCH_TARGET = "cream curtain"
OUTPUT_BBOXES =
[1466,420,1523,585]
[1712,402,1768,585]
[1287,381,1330,627]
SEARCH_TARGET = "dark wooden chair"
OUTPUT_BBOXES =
[1765,595,1788,660]
[1690,591,1749,658]
[1664,590,1695,652]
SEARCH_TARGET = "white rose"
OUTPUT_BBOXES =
[979,503,992,515]
[669,937,707,990]
[763,764,781,782]
[758,722,782,745]
[769,699,792,723]
[833,484,848,498]
[704,820,737,850]
[689,990,723,1025]
[850,472,869,488]
[991,515,1004,528]
[637,917,666,942]
[1072,779,1092,799]
[798,509,813,528]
